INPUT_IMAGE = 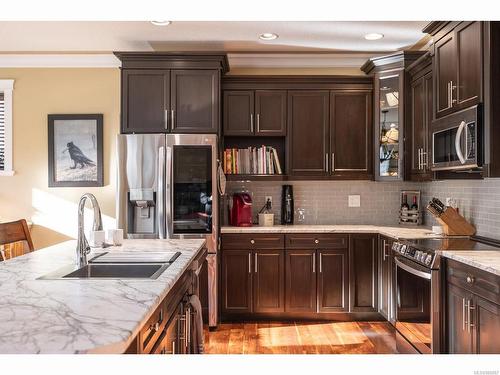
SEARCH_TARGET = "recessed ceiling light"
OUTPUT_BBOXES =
[151,21,171,26]
[259,33,279,41]
[365,33,384,41]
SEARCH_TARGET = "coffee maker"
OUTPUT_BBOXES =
[230,193,253,227]
[281,185,294,224]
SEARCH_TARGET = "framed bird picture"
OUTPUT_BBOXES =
[48,114,103,187]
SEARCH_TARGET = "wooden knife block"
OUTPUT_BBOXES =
[435,207,476,236]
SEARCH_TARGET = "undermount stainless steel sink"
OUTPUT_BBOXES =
[38,252,181,280]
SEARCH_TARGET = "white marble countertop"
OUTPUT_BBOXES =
[0,238,205,354]
[221,224,438,240]
[439,251,500,277]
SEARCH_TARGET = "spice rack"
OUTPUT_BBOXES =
[399,190,422,225]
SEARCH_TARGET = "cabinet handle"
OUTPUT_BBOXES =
[383,239,388,261]
[319,253,322,273]
[250,113,254,133]
[422,150,428,169]
[250,239,255,244]
[447,81,451,108]
[248,253,251,274]
[325,153,329,172]
[467,299,475,333]
[150,322,159,332]
[312,252,316,273]
[462,297,467,331]
[466,276,474,284]
[171,110,175,127]
[255,253,258,273]
[419,149,423,170]
[314,239,319,244]
[256,114,260,133]
[172,341,176,355]
[186,308,191,351]
[331,153,335,172]
[451,81,457,104]
[164,110,169,129]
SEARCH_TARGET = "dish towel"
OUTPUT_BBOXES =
[188,294,204,354]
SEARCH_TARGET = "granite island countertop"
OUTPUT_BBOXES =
[0,238,205,354]
[221,224,438,240]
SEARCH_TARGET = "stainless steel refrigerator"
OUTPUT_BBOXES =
[117,133,219,327]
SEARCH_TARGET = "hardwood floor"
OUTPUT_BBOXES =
[204,321,398,354]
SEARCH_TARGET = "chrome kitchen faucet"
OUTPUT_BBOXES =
[76,193,103,267]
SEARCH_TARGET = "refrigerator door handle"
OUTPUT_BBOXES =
[165,146,173,239]
[157,146,166,239]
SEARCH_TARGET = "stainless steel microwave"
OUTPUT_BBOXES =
[431,105,482,171]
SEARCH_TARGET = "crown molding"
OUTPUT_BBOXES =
[227,52,383,69]
[0,54,121,68]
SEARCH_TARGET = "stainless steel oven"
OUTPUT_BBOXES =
[392,241,442,354]
[431,105,482,171]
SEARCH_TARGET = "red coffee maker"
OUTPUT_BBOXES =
[230,193,253,227]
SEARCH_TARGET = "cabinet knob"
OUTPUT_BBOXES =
[250,239,255,244]
[314,239,319,244]
[466,276,474,284]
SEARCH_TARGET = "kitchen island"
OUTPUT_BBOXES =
[0,239,206,354]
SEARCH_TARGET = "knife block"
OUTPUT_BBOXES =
[434,207,476,236]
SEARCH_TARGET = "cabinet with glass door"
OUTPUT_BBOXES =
[377,72,403,179]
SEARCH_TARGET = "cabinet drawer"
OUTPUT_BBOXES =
[285,233,348,249]
[447,259,500,305]
[140,302,167,353]
[222,234,285,250]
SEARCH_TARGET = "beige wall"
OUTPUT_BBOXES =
[0,68,120,249]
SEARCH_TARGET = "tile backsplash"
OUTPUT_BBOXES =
[224,178,500,240]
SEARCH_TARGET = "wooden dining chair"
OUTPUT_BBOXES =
[0,219,34,261]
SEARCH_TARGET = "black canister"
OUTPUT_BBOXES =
[281,185,294,225]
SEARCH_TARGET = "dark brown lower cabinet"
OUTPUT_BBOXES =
[349,234,378,312]
[446,259,500,354]
[317,249,349,312]
[285,250,317,312]
[378,236,393,321]
[253,250,285,313]
[221,250,252,314]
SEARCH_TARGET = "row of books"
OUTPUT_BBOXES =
[223,146,283,175]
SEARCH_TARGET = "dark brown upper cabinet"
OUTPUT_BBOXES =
[430,21,482,119]
[407,53,433,181]
[170,69,220,133]
[115,52,229,134]
[223,90,286,136]
[330,91,373,179]
[287,90,330,177]
[121,70,170,133]
[349,234,378,313]
[362,51,425,182]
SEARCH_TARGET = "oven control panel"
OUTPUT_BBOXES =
[392,242,434,266]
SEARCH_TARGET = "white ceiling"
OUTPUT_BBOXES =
[0,21,428,53]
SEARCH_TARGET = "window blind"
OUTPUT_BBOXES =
[0,92,4,170]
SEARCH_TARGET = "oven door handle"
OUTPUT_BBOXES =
[395,257,432,280]
[455,120,467,165]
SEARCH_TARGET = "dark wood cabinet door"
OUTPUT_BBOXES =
[330,91,373,179]
[318,249,349,312]
[378,236,392,320]
[434,33,457,118]
[221,250,252,314]
[253,250,285,313]
[122,69,169,133]
[349,234,378,312]
[410,77,426,176]
[456,21,482,109]
[223,90,254,136]
[447,284,474,354]
[285,249,317,312]
[287,91,329,176]
[474,295,500,354]
[255,90,287,136]
[170,69,219,133]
